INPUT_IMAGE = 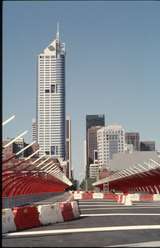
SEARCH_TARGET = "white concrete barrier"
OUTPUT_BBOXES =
[153,194,160,201]
[129,194,140,201]
[124,194,132,206]
[2,208,16,234]
[71,201,80,218]
[74,192,83,200]
[37,204,59,225]
[93,193,103,199]
[121,195,126,204]
[55,202,64,223]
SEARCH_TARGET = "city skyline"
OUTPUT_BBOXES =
[3,2,160,182]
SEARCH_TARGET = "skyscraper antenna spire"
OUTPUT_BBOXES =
[56,22,60,41]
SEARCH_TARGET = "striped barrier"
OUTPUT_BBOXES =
[73,191,120,201]
[71,200,81,218]
[2,200,80,234]
[37,203,63,225]
[73,191,160,204]
[13,205,41,231]
[93,193,103,199]
[2,209,17,234]
[59,202,74,221]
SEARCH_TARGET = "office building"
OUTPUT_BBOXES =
[124,143,134,154]
[37,25,66,159]
[89,163,99,179]
[66,115,72,179]
[2,139,14,160]
[125,132,140,151]
[32,118,37,143]
[88,126,102,163]
[97,124,125,166]
[13,138,25,158]
[140,141,155,151]
[86,114,105,178]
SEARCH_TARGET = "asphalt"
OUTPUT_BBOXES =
[3,197,160,247]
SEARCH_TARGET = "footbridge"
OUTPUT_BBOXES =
[2,115,72,208]
[93,154,160,194]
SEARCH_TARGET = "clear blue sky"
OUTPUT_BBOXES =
[3,1,160,182]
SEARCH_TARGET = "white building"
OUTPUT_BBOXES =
[37,24,66,159]
[89,163,99,179]
[32,118,37,143]
[66,115,72,179]
[124,143,134,154]
[97,124,125,166]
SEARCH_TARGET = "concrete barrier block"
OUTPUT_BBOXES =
[37,204,58,225]
[2,208,16,234]
[71,201,80,218]
[153,194,160,201]
[93,193,103,199]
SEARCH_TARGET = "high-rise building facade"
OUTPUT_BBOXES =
[32,118,37,143]
[125,132,140,151]
[140,141,155,151]
[88,126,102,163]
[37,26,66,159]
[66,115,72,179]
[86,114,105,178]
[13,138,25,158]
[89,163,99,179]
[97,124,125,166]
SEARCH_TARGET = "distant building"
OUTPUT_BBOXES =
[2,139,14,160]
[3,138,39,160]
[24,142,39,158]
[97,124,125,166]
[66,115,72,179]
[125,132,140,151]
[13,138,25,158]
[124,143,134,154]
[86,114,105,178]
[32,118,37,143]
[88,126,102,164]
[89,163,99,179]
[140,141,155,151]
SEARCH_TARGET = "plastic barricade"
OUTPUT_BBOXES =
[139,194,153,202]
[93,193,103,199]
[71,201,81,218]
[153,194,160,201]
[38,204,60,225]
[82,192,93,200]
[74,192,83,200]
[13,205,41,230]
[2,208,17,234]
[59,202,74,221]
[103,193,118,201]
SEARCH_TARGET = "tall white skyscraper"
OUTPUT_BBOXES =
[97,124,125,166]
[37,24,66,159]
[32,118,37,142]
